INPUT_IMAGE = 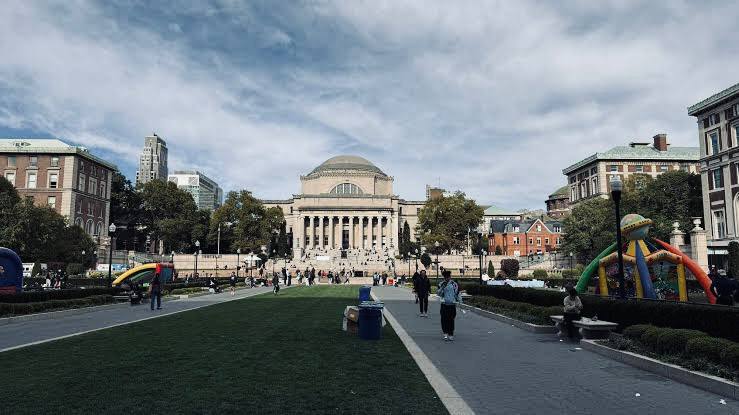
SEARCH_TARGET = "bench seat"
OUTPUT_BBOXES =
[550,315,617,339]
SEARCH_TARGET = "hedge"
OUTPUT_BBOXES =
[0,295,115,317]
[465,285,739,342]
[467,296,561,325]
[0,288,121,304]
[623,324,739,370]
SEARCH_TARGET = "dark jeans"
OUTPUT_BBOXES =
[563,311,581,338]
[419,294,429,313]
[273,284,280,293]
[440,304,456,335]
[150,291,161,310]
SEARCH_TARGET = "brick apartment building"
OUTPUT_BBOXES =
[489,217,563,257]
[0,139,116,238]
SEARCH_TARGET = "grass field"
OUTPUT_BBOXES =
[2,286,448,415]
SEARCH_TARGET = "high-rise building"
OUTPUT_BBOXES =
[0,138,116,237]
[168,170,223,211]
[135,133,168,186]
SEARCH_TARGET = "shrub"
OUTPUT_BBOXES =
[500,259,519,278]
[0,295,114,317]
[561,270,579,279]
[495,271,507,280]
[31,262,41,278]
[641,326,663,350]
[623,324,654,340]
[532,269,548,279]
[654,329,709,355]
[0,288,120,303]
[66,263,84,276]
[685,337,735,363]
[487,260,495,278]
[494,245,503,255]
[724,345,739,369]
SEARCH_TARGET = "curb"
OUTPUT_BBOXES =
[580,339,738,400]
[0,301,132,325]
[458,303,557,334]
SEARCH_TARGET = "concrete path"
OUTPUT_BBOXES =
[0,286,274,352]
[373,286,738,415]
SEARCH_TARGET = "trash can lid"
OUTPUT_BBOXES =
[359,300,384,309]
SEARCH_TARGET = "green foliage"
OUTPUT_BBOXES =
[420,253,432,269]
[190,209,212,253]
[417,191,483,253]
[653,329,709,355]
[0,288,119,303]
[487,260,494,278]
[532,269,548,279]
[210,190,284,254]
[0,295,114,317]
[467,296,561,325]
[0,175,20,212]
[728,241,739,278]
[399,222,412,257]
[500,258,519,278]
[561,172,702,261]
[623,324,654,340]
[463,285,739,342]
[65,263,84,276]
[685,337,736,363]
[494,245,503,255]
[139,180,199,253]
[276,221,290,257]
[109,171,145,248]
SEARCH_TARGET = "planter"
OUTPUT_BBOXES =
[458,303,557,334]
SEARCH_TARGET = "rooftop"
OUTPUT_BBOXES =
[549,185,569,198]
[308,155,387,177]
[688,82,739,116]
[0,138,117,170]
[483,205,520,216]
[562,144,699,175]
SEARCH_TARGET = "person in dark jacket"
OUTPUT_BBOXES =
[417,270,432,317]
[412,271,420,304]
[150,274,162,310]
[710,272,736,306]
[272,273,280,295]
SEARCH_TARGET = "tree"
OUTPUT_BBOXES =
[728,241,739,279]
[420,253,432,269]
[276,221,289,257]
[487,260,495,278]
[191,209,212,253]
[471,233,487,255]
[494,245,503,255]
[139,180,198,253]
[109,171,144,250]
[417,191,484,253]
[400,221,412,257]
[210,190,285,254]
[560,198,613,264]
[500,258,520,278]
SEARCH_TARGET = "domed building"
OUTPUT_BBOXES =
[263,155,425,257]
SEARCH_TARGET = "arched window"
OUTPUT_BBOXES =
[85,219,94,235]
[329,183,363,195]
[95,222,103,237]
[74,217,83,228]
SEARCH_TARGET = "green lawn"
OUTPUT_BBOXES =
[2,286,448,415]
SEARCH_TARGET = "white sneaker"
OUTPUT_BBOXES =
[443,334,449,341]
[448,336,454,341]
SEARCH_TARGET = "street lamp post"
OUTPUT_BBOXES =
[434,241,441,286]
[407,251,411,276]
[569,252,573,274]
[236,248,241,278]
[478,232,484,285]
[414,248,419,271]
[107,223,116,287]
[610,176,627,299]
[272,249,277,276]
[194,240,200,279]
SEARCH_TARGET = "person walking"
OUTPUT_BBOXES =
[412,271,420,304]
[287,269,292,287]
[282,267,288,285]
[437,270,460,341]
[229,271,237,296]
[149,273,162,311]
[272,272,280,295]
[710,271,736,306]
[417,270,431,317]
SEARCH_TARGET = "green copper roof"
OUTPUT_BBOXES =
[549,185,569,198]
[562,145,699,175]
[688,82,739,116]
[483,205,519,216]
[309,155,386,176]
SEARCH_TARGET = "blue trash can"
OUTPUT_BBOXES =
[358,302,384,340]
[358,285,372,302]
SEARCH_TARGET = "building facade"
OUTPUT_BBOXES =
[168,170,223,211]
[135,133,168,186]
[688,82,739,265]
[0,139,116,237]
[480,205,523,235]
[545,186,570,218]
[562,134,699,206]
[263,156,426,257]
[489,218,563,257]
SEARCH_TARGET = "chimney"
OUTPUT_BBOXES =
[653,133,668,151]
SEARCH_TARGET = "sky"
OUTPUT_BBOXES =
[1,0,738,210]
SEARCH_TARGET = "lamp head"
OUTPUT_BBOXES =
[109,223,117,233]
[610,175,623,193]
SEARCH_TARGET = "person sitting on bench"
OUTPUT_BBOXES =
[563,287,583,339]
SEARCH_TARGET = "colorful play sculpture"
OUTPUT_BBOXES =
[0,247,24,294]
[575,214,716,304]
[112,263,175,287]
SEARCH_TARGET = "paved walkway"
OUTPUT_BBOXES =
[373,286,738,415]
[0,286,274,352]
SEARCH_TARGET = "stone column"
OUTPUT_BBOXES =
[370,216,376,249]
[309,216,315,249]
[348,216,354,249]
[670,221,685,252]
[362,216,367,249]
[319,216,325,250]
[293,216,301,251]
[690,218,709,273]
[329,216,334,249]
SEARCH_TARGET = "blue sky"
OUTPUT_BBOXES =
[1,1,738,209]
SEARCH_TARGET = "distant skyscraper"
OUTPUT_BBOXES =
[135,133,168,186]
[168,170,223,211]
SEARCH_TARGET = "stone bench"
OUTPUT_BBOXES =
[550,315,618,339]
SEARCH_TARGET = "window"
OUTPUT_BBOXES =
[47,196,56,209]
[513,226,520,232]
[77,199,83,213]
[78,174,86,192]
[512,236,520,245]
[7,156,16,167]
[590,167,597,175]
[74,217,83,228]
[88,203,94,216]
[29,156,37,167]
[95,222,103,236]
[100,183,106,198]
[85,219,94,235]
[4,172,15,186]
[89,178,97,195]
[713,168,724,188]
[99,205,104,218]
[570,187,576,202]
[713,209,727,239]
[711,113,721,125]
[556,238,561,244]
[659,165,668,172]
[591,177,598,195]
[580,182,587,198]
[536,237,541,246]
[528,238,534,245]
[635,165,644,173]
[680,163,690,172]
[553,225,562,233]
[545,238,550,245]
[27,171,37,188]
[329,183,363,195]
[48,172,58,189]
[709,132,720,155]
[536,224,541,232]
[609,165,618,172]
[50,156,59,167]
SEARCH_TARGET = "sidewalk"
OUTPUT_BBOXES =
[373,286,738,414]
[0,286,273,352]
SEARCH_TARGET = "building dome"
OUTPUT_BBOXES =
[309,155,386,176]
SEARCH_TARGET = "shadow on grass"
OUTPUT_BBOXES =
[1,286,447,415]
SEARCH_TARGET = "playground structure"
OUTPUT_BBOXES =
[0,247,23,294]
[112,263,175,288]
[575,214,716,304]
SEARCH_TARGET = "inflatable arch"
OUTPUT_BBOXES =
[112,263,175,287]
